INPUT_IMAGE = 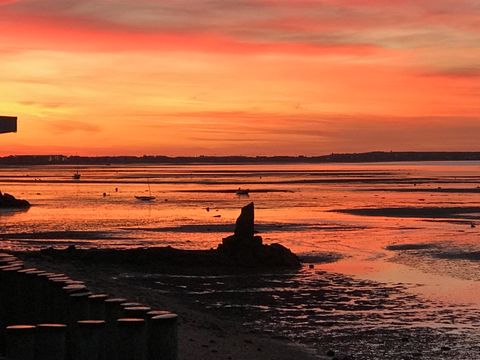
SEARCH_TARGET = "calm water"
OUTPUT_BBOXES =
[1,162,480,358]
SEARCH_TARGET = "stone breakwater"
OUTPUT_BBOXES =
[0,253,177,360]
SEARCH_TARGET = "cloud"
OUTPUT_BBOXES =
[1,0,478,55]
[133,111,480,154]
[5,110,480,156]
[1,1,479,156]
[20,100,65,109]
[422,66,480,78]
[45,120,101,134]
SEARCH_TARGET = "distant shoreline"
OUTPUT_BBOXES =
[1,151,480,165]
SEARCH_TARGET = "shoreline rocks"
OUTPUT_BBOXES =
[0,192,30,209]
[218,202,300,267]
[18,203,300,270]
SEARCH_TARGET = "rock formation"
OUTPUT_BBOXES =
[0,191,31,209]
[234,202,255,239]
[218,202,300,267]
[23,203,300,270]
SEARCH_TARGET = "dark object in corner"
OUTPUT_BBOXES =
[0,116,17,133]
[218,202,300,267]
[0,191,30,209]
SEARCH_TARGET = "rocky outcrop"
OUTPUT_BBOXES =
[234,202,255,239]
[218,202,300,267]
[19,203,300,269]
[0,192,30,209]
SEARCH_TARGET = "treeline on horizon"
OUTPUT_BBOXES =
[1,152,480,165]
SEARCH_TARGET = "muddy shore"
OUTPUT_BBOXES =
[17,252,321,360]
[16,247,480,360]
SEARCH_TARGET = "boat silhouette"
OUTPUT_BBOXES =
[236,188,249,196]
[135,181,156,201]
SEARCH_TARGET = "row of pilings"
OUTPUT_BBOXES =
[0,253,177,360]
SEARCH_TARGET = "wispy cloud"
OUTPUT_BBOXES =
[2,0,478,54]
[422,66,480,78]
[1,1,479,155]
[132,111,480,154]
[44,120,101,134]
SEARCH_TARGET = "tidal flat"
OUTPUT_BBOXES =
[2,161,480,359]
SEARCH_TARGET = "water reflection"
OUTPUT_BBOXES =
[1,162,480,357]
[128,266,480,359]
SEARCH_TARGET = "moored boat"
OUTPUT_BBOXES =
[236,188,249,195]
[135,195,156,202]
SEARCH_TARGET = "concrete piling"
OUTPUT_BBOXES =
[0,256,17,264]
[120,302,143,308]
[35,273,58,323]
[5,262,24,268]
[14,269,37,324]
[0,264,23,351]
[2,267,23,326]
[11,268,37,325]
[146,310,178,360]
[145,311,171,322]
[123,307,152,320]
[116,318,147,360]
[88,294,109,320]
[61,284,88,323]
[67,292,91,325]
[73,320,105,360]
[5,325,36,360]
[104,298,127,324]
[30,270,47,324]
[49,277,73,323]
[63,284,88,295]
[66,292,92,358]
[0,255,178,360]
[21,270,45,323]
[34,324,67,360]
[147,313,178,360]
[104,298,127,360]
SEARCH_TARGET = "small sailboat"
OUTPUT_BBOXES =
[135,181,156,202]
[236,188,249,196]
[72,157,81,180]
[135,194,155,202]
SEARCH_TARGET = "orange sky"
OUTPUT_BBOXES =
[1,0,479,156]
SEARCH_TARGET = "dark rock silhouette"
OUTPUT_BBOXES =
[218,203,300,267]
[0,191,30,209]
[234,202,255,238]
[20,203,300,269]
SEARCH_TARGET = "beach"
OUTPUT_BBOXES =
[2,162,480,359]
[17,252,319,360]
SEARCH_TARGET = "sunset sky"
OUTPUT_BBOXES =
[1,0,479,156]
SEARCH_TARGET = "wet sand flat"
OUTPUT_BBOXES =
[17,249,480,360]
[333,206,480,219]
[2,162,480,359]
[19,255,320,360]
[360,187,480,194]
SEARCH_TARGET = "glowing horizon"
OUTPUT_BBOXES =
[1,0,479,156]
